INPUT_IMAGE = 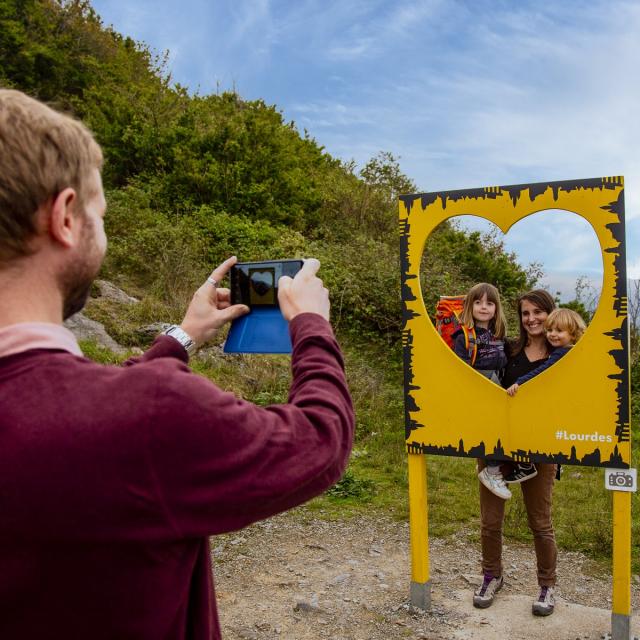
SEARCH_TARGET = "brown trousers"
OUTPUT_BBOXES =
[478,461,557,586]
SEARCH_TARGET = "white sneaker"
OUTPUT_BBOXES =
[478,467,512,499]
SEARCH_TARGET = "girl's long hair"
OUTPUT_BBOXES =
[510,289,556,356]
[459,282,507,339]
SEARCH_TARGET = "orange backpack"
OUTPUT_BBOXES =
[435,295,478,366]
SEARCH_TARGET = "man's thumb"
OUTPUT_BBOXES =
[220,304,250,324]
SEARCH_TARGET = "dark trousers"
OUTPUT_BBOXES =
[478,461,557,586]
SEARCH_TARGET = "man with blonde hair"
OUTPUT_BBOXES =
[0,89,354,639]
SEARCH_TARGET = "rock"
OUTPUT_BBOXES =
[64,312,127,355]
[135,322,172,345]
[93,280,139,305]
[195,345,225,361]
[294,600,322,614]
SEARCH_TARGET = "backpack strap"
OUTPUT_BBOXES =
[462,325,478,367]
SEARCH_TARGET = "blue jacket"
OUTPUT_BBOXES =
[516,346,570,385]
[453,327,507,372]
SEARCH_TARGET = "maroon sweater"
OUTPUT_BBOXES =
[0,313,353,639]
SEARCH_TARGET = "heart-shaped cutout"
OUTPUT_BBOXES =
[421,211,603,382]
[400,178,630,469]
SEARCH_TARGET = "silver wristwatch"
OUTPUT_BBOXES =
[162,325,197,356]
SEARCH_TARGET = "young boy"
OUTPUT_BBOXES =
[503,308,587,483]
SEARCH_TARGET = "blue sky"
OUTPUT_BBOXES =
[91,0,640,299]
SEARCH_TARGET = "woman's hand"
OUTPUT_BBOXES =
[506,383,519,397]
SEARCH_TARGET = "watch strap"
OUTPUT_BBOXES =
[163,325,197,356]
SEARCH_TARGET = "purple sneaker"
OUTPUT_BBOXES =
[532,585,555,616]
[473,573,503,608]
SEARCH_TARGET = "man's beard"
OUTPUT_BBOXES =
[60,267,94,320]
[58,218,104,321]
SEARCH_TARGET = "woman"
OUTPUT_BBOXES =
[473,290,558,617]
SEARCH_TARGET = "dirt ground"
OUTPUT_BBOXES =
[213,511,639,640]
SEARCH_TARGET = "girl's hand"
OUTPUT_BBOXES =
[507,383,519,396]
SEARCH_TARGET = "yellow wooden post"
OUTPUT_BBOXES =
[611,490,632,639]
[408,451,430,609]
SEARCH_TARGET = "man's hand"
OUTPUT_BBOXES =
[180,257,249,348]
[506,383,519,397]
[278,258,329,322]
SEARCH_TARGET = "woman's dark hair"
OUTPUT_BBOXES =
[510,289,556,356]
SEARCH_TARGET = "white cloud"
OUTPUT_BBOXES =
[628,258,640,280]
[290,101,381,128]
[539,272,603,302]
[228,0,272,44]
[326,40,374,60]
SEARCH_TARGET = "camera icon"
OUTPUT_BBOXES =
[608,471,633,488]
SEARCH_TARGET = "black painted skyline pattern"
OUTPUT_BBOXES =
[399,215,421,440]
[406,439,627,469]
[400,177,630,468]
[399,176,625,215]
[602,187,630,443]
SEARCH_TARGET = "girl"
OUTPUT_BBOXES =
[452,283,510,499]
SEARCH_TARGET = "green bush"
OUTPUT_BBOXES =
[326,469,376,500]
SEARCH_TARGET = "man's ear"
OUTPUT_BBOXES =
[49,187,80,248]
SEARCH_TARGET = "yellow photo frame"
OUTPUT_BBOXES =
[400,177,630,468]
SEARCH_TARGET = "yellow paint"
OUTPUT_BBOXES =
[612,314,632,619]
[612,490,631,615]
[408,452,429,583]
[400,179,630,467]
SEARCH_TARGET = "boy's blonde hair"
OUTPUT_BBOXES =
[0,89,103,264]
[544,308,587,342]
[459,282,507,339]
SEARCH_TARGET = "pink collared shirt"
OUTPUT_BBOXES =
[0,323,82,358]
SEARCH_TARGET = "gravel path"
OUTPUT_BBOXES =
[213,510,639,640]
